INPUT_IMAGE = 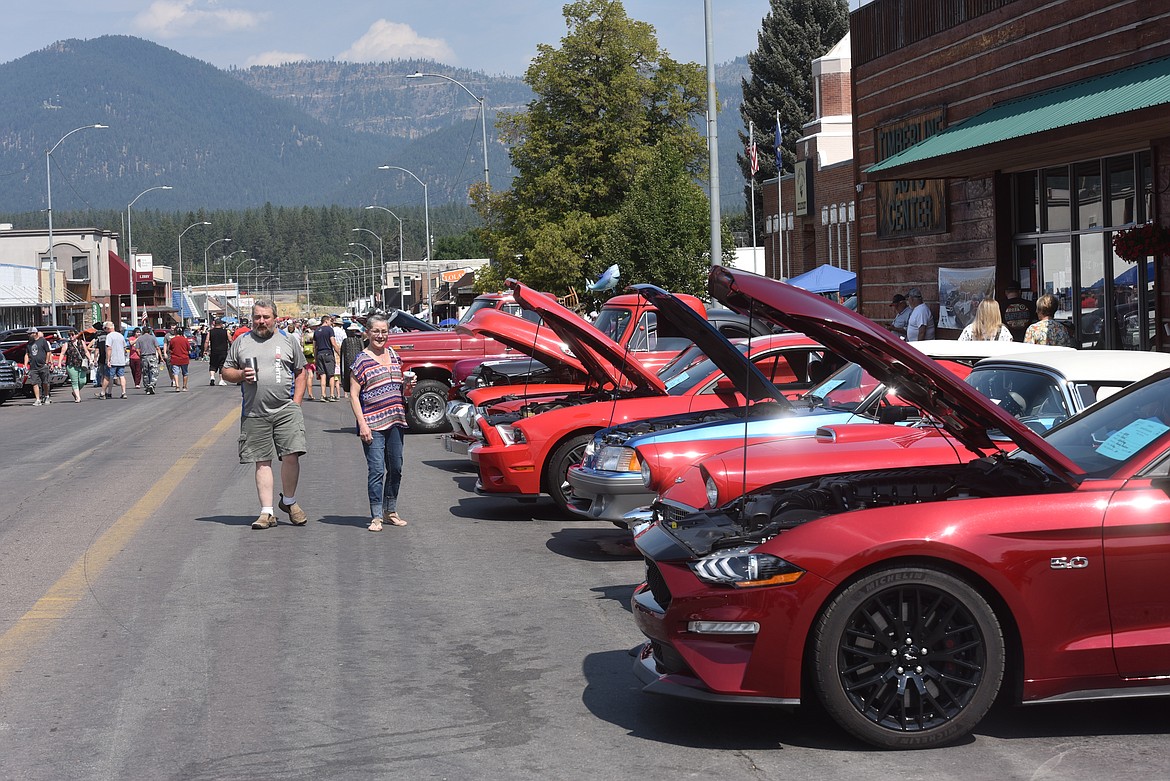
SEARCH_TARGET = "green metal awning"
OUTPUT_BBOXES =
[867,56,1170,180]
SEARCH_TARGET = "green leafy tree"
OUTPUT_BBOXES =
[738,0,849,233]
[476,0,707,295]
[598,144,728,298]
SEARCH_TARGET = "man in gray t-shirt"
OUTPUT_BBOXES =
[221,300,309,530]
[104,322,130,399]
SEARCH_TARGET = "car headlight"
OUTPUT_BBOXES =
[690,546,805,588]
[495,423,526,446]
[640,459,653,488]
[704,474,719,508]
[596,445,641,472]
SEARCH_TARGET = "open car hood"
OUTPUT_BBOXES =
[457,310,586,376]
[629,284,789,405]
[385,309,439,332]
[505,280,665,394]
[708,267,1083,484]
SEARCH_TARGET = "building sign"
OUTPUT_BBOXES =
[441,268,470,283]
[133,252,154,290]
[794,159,813,216]
[875,108,947,237]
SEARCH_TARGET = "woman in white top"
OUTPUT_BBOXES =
[958,298,1014,342]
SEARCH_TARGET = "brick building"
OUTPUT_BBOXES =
[853,0,1170,348]
[761,33,859,287]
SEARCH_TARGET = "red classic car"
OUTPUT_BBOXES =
[470,280,835,514]
[632,266,1170,749]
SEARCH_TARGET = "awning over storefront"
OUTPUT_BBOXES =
[867,56,1170,180]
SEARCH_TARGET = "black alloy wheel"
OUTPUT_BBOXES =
[812,567,1005,749]
[547,433,593,516]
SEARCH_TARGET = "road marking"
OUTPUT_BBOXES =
[0,408,238,690]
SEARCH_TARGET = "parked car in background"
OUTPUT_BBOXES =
[0,355,22,403]
[470,281,835,514]
[567,338,1071,524]
[631,266,1170,749]
[1,336,70,396]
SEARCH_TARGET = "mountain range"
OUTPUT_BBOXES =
[0,35,751,215]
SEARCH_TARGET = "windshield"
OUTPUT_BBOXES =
[965,366,1072,432]
[593,307,631,344]
[459,299,502,325]
[661,344,753,396]
[657,344,707,382]
[805,362,883,412]
[1013,372,1170,477]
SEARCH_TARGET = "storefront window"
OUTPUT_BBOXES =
[1015,171,1038,234]
[1074,161,1102,230]
[1108,156,1135,226]
[1043,166,1071,232]
[1078,234,1106,348]
[1014,152,1153,351]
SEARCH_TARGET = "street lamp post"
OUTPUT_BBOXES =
[223,249,246,286]
[45,123,107,326]
[342,256,364,312]
[352,227,383,308]
[406,72,489,190]
[235,258,260,318]
[127,185,173,328]
[378,165,432,320]
[177,221,211,323]
[365,205,405,309]
[202,237,232,323]
[347,242,374,313]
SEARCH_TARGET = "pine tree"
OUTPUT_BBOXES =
[738,0,849,237]
[476,0,707,295]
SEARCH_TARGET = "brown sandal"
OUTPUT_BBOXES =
[368,518,383,532]
[386,512,407,527]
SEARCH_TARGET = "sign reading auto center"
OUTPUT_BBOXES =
[875,108,948,238]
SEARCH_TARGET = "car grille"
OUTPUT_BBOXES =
[645,560,672,610]
[0,362,15,386]
[649,640,689,676]
[654,502,694,526]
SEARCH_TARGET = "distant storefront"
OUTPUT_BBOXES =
[853,0,1170,349]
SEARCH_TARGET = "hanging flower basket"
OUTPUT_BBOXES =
[1113,222,1170,263]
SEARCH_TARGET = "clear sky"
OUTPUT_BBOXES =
[0,1,866,75]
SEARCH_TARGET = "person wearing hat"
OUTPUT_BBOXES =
[905,288,936,342]
[23,327,53,405]
[1000,281,1037,342]
[888,294,910,338]
[206,319,230,386]
[340,322,365,400]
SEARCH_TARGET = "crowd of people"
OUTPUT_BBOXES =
[19,306,415,536]
[885,283,1074,346]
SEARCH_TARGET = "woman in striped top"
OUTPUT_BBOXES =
[349,314,412,531]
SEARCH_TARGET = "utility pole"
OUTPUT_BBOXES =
[304,267,310,314]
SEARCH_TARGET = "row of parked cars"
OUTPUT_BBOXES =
[0,325,74,403]
[419,270,1170,749]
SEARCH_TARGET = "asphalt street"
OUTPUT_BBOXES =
[1,377,1169,780]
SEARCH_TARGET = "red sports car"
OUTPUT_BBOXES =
[471,280,834,514]
[632,266,1170,749]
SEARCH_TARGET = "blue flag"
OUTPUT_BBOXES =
[774,123,783,171]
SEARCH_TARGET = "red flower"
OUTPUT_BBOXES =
[1113,223,1170,262]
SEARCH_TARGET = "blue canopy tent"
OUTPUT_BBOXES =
[786,264,857,295]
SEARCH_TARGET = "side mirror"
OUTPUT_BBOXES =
[714,376,737,393]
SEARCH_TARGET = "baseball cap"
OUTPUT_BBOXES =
[907,288,923,299]
[27,326,38,334]
[890,294,906,305]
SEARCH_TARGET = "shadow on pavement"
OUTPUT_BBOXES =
[193,515,256,526]
[546,527,640,562]
[590,584,637,614]
[450,496,565,521]
[315,513,372,528]
[421,458,477,474]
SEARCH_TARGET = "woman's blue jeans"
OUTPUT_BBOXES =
[363,426,405,518]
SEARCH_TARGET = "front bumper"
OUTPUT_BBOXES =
[474,442,543,496]
[441,434,475,456]
[566,465,653,522]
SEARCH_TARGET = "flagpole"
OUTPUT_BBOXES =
[749,121,757,259]
[776,111,785,279]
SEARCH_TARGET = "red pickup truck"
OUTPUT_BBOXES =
[393,289,713,432]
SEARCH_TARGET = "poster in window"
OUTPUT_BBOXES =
[938,266,995,329]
